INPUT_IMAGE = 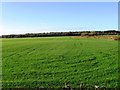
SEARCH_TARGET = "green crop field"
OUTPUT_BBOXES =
[2,37,118,89]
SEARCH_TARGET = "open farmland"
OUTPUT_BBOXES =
[2,37,118,89]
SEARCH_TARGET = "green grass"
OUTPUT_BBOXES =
[2,37,118,88]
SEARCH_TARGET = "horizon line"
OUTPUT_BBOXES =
[1,29,118,36]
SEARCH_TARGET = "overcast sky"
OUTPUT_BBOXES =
[1,2,118,35]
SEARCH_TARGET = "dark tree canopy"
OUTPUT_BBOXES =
[1,30,120,38]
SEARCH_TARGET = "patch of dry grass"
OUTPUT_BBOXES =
[71,35,120,40]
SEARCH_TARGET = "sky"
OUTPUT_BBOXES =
[1,2,118,35]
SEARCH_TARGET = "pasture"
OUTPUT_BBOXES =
[2,37,118,88]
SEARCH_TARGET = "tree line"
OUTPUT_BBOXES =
[1,30,120,38]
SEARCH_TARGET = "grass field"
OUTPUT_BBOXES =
[2,36,118,88]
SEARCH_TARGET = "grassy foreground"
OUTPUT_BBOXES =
[2,37,118,88]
